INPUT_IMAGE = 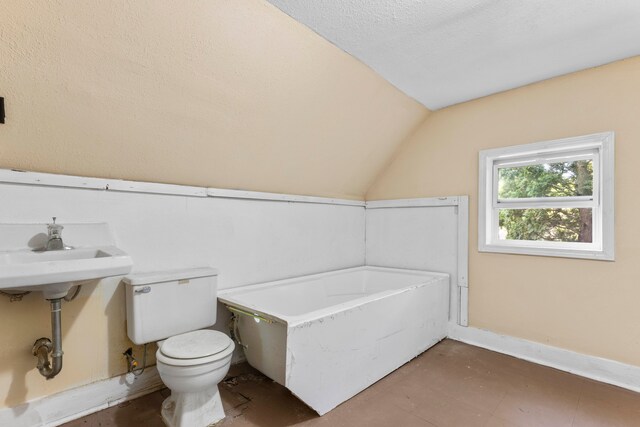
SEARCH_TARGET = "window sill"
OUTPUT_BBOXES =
[478,243,614,261]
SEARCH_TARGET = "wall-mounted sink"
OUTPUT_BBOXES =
[0,246,132,299]
[0,220,133,380]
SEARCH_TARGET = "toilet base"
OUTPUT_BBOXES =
[161,387,225,427]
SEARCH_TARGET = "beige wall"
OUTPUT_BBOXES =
[0,0,428,201]
[0,278,138,409]
[0,0,428,410]
[368,56,640,366]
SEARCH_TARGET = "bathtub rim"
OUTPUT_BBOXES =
[218,266,449,327]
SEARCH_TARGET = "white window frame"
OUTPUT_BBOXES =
[478,132,614,260]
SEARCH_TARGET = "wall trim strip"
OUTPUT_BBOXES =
[207,187,365,206]
[0,367,164,427]
[366,196,461,209]
[0,169,208,197]
[456,196,469,326]
[0,169,365,206]
[448,325,640,394]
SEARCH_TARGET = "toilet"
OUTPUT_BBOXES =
[124,268,234,427]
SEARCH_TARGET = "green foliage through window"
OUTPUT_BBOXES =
[498,160,593,242]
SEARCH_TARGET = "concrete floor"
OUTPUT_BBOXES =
[63,340,640,427]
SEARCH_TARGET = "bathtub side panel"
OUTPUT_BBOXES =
[237,315,288,385]
[285,277,449,415]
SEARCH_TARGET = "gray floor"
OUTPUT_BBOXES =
[64,340,640,426]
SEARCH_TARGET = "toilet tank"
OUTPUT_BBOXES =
[124,267,218,345]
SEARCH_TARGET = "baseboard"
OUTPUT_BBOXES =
[3,329,639,427]
[448,325,640,394]
[0,367,164,427]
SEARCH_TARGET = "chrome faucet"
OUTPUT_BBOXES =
[44,217,71,251]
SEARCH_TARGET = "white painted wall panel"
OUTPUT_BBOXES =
[366,206,457,271]
[0,184,365,290]
[365,205,460,321]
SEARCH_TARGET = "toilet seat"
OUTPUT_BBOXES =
[157,330,233,367]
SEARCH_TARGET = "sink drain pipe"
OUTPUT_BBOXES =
[32,298,63,379]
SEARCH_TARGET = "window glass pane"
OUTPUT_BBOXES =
[498,208,593,243]
[498,159,593,199]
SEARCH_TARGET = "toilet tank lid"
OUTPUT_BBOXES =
[123,267,218,286]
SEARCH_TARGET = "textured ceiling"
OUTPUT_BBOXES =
[267,0,640,109]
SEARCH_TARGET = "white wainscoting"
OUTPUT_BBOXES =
[0,182,365,290]
[365,196,469,326]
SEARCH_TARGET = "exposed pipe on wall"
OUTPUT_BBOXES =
[32,298,64,379]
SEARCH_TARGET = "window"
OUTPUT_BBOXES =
[478,132,614,260]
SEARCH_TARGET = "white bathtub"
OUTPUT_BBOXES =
[218,266,449,415]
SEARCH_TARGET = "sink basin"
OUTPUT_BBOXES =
[0,246,133,299]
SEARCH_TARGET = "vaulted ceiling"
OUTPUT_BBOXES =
[0,0,427,200]
[267,0,640,109]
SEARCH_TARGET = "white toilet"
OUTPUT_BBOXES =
[124,268,234,427]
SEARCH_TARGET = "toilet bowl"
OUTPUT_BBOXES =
[124,268,234,427]
[156,330,235,427]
